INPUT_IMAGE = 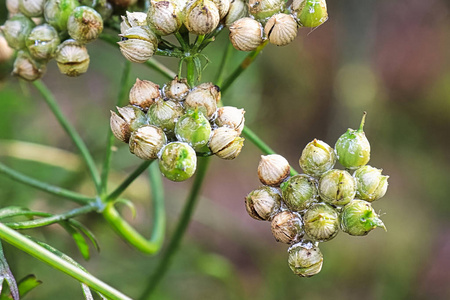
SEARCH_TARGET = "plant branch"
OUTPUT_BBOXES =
[0,162,94,204]
[138,157,211,299]
[215,42,234,87]
[33,80,102,193]
[0,223,132,300]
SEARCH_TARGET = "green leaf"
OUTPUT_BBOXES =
[60,222,91,260]
[0,242,19,300]
[16,274,42,298]
[68,220,100,253]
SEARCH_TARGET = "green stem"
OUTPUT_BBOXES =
[174,32,189,51]
[192,34,205,52]
[138,157,211,299]
[186,58,196,87]
[242,127,298,176]
[0,223,132,300]
[215,43,234,87]
[220,40,269,93]
[101,61,132,195]
[4,205,97,230]
[0,162,94,204]
[106,160,153,202]
[33,80,101,194]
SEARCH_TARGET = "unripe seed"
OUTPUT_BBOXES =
[184,0,220,35]
[245,186,282,221]
[184,83,219,119]
[163,76,190,101]
[280,174,318,211]
[303,203,339,242]
[292,0,328,28]
[248,0,285,23]
[353,165,389,202]
[271,211,303,244]
[258,154,290,187]
[129,78,161,111]
[299,139,336,177]
[209,127,244,160]
[120,12,147,33]
[0,35,14,63]
[215,106,245,134]
[118,26,158,63]
[68,6,103,44]
[1,14,35,50]
[229,17,263,52]
[318,169,356,207]
[116,105,148,131]
[110,111,131,143]
[335,112,371,170]
[264,13,298,46]
[159,142,197,182]
[18,0,45,18]
[7,0,20,15]
[129,125,167,160]
[55,39,90,77]
[224,0,248,26]
[12,50,46,81]
[148,99,184,137]
[44,0,80,32]
[211,0,231,19]
[109,0,137,8]
[288,241,323,277]
[26,24,60,60]
[340,199,386,236]
[147,0,182,36]
[93,0,113,20]
[175,109,212,152]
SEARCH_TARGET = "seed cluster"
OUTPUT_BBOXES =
[111,77,246,181]
[245,113,389,277]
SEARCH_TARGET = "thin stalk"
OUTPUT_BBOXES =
[4,205,97,230]
[174,32,189,51]
[138,157,211,299]
[0,162,94,204]
[33,80,101,193]
[192,34,205,52]
[101,61,132,195]
[107,160,153,202]
[220,40,269,93]
[198,25,224,52]
[186,58,196,87]
[0,223,132,300]
[242,127,298,176]
[215,43,234,87]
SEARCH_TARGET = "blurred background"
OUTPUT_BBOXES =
[1,0,450,299]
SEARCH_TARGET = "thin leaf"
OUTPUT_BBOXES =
[68,220,100,253]
[16,275,42,298]
[0,242,19,300]
[60,222,90,260]
[81,283,94,300]
[0,207,30,220]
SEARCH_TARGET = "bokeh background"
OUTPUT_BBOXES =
[1,0,450,299]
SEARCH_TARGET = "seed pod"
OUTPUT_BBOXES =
[129,125,167,160]
[288,241,323,277]
[12,50,46,81]
[184,83,219,119]
[335,112,371,170]
[299,139,336,177]
[67,6,103,44]
[129,78,161,111]
[1,14,35,50]
[118,26,158,63]
[147,0,182,36]
[248,0,284,23]
[225,0,248,26]
[318,169,356,207]
[7,0,20,15]
[209,127,244,160]
[271,211,303,244]
[292,0,328,28]
[18,0,45,17]
[148,99,184,137]
[175,109,212,152]
[55,39,90,77]
[215,106,245,134]
[110,111,131,143]
[229,17,263,52]
[159,142,197,182]
[211,0,230,19]
[353,166,389,202]
[0,35,14,63]
[120,12,148,33]
[44,0,80,32]
[264,13,297,46]
[258,154,290,187]
[163,76,190,101]
[184,0,220,35]
[303,203,339,242]
[280,174,318,211]
[245,186,282,221]
[92,0,113,20]
[26,24,60,60]
[116,105,148,131]
[340,199,386,236]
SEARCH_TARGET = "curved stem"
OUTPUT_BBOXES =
[0,162,94,204]
[33,80,101,194]
[220,40,269,93]
[0,223,132,300]
[138,157,211,299]
[101,61,132,195]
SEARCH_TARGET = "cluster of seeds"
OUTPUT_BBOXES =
[245,113,389,277]
[0,0,118,80]
[110,77,246,181]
